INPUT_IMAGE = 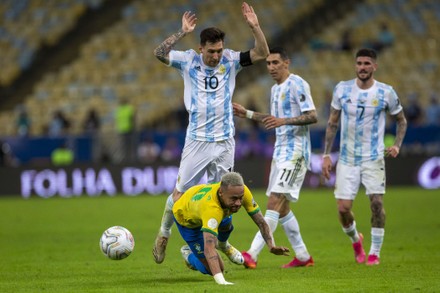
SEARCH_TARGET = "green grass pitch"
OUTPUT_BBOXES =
[1,187,439,292]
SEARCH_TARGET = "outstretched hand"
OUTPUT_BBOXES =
[241,2,259,28]
[232,102,246,118]
[262,116,283,130]
[182,11,197,33]
[270,246,290,256]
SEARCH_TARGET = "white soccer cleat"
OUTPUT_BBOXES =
[220,243,244,265]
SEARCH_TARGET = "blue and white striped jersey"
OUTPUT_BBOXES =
[169,49,243,142]
[332,79,403,166]
[271,74,316,169]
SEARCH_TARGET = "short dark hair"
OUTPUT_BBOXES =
[200,27,225,45]
[269,47,289,60]
[355,48,377,60]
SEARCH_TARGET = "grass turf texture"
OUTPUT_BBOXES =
[1,187,439,292]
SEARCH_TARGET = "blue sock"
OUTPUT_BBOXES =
[188,253,210,275]
[218,216,233,242]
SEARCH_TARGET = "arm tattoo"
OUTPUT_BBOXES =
[204,234,219,260]
[205,234,216,245]
[255,215,274,245]
[153,29,186,63]
[284,110,318,126]
[252,112,271,122]
[393,111,407,148]
[323,107,341,155]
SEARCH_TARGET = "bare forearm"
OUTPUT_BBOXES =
[394,111,407,148]
[153,29,186,63]
[324,108,340,154]
[252,213,274,248]
[324,122,338,155]
[251,112,270,122]
[284,110,317,126]
[259,223,274,248]
[250,25,269,62]
[204,234,222,275]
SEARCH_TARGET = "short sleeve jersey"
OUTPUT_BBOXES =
[271,74,316,169]
[172,182,260,236]
[332,79,403,165]
[169,49,243,142]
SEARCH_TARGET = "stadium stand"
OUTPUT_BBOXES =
[0,0,438,145]
[0,0,104,87]
[234,0,440,128]
[0,0,323,136]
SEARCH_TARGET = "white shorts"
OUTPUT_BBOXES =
[266,157,307,202]
[334,159,386,200]
[175,137,235,192]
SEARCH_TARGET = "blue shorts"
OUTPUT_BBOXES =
[174,216,232,259]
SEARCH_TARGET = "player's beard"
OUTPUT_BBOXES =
[357,71,372,82]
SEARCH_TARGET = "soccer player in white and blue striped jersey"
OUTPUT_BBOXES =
[322,48,407,266]
[233,47,317,269]
[152,2,270,265]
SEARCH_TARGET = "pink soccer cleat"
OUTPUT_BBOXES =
[242,251,257,269]
[366,254,380,266]
[282,256,314,268]
[352,233,366,263]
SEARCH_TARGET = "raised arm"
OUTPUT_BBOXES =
[322,106,341,180]
[386,110,407,158]
[250,211,290,255]
[241,2,269,62]
[153,11,197,65]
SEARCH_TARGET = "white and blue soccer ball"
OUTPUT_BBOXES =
[100,226,135,260]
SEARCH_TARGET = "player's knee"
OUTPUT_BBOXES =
[370,198,383,214]
[337,203,351,214]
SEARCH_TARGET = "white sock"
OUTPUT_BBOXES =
[159,194,174,238]
[342,221,360,243]
[369,228,385,257]
[248,210,279,260]
[280,210,310,261]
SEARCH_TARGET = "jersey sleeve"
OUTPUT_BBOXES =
[386,87,403,115]
[242,185,260,216]
[168,49,195,70]
[296,78,316,112]
[223,49,243,73]
[200,206,224,236]
[331,82,343,110]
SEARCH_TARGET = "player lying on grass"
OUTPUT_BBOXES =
[172,172,290,285]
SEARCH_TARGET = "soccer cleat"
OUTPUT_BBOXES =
[180,245,196,270]
[152,235,168,264]
[282,256,314,268]
[242,251,257,269]
[352,233,366,263]
[366,254,380,266]
[219,243,244,265]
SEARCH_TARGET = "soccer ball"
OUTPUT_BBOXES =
[100,226,135,260]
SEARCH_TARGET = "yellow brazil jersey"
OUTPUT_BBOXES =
[172,182,260,237]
